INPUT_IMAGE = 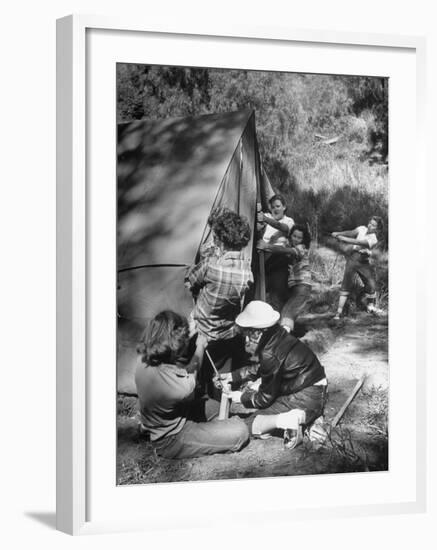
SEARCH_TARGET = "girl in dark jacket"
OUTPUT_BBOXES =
[219,301,328,448]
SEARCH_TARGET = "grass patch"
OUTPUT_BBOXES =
[326,426,387,472]
[360,385,389,437]
[310,245,345,287]
[307,423,388,473]
[117,395,138,417]
[307,244,388,315]
[117,450,160,485]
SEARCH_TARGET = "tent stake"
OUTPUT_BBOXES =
[218,382,232,420]
[205,350,231,420]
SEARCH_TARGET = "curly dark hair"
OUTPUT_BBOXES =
[208,207,251,251]
[370,215,384,235]
[269,194,286,208]
[290,223,311,249]
[137,310,189,366]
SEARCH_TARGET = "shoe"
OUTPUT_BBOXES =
[277,409,306,450]
[283,425,304,450]
[333,312,343,321]
[366,304,383,316]
[308,416,328,445]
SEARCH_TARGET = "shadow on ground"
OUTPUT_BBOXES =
[25,512,56,530]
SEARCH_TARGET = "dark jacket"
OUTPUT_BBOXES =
[233,324,326,409]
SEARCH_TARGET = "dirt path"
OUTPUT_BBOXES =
[117,313,388,485]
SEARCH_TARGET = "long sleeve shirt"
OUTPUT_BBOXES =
[185,251,253,341]
[232,325,325,409]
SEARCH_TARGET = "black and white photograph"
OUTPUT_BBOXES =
[1,0,434,542]
[116,64,389,485]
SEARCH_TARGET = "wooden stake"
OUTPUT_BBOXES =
[219,382,231,420]
[331,375,366,428]
[205,349,231,420]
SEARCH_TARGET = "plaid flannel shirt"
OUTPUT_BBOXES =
[185,251,253,341]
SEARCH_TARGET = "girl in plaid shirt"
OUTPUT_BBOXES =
[185,208,253,393]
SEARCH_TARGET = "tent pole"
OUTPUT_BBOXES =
[237,140,243,215]
[253,112,266,302]
[258,249,266,301]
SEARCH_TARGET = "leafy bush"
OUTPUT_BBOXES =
[360,386,389,437]
[117,66,388,248]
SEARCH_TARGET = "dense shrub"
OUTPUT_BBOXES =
[117,65,388,249]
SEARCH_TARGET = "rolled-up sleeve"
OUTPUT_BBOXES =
[185,259,209,295]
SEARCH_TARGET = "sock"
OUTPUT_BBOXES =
[275,409,306,430]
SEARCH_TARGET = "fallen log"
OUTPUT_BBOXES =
[331,375,366,427]
[314,133,340,145]
[323,136,340,145]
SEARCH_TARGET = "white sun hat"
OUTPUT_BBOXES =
[236,301,280,329]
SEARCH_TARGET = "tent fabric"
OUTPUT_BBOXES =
[117,110,274,393]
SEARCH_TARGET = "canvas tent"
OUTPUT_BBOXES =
[117,109,274,393]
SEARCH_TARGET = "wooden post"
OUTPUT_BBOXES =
[255,200,266,301]
[258,249,266,301]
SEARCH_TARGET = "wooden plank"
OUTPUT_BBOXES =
[331,375,366,427]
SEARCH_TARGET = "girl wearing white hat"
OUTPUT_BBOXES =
[221,300,328,448]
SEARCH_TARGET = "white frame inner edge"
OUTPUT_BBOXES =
[56,14,427,535]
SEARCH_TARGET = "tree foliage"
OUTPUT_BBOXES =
[117,64,388,247]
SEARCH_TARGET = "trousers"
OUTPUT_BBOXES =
[281,283,311,322]
[340,252,376,298]
[153,415,249,459]
[245,384,328,433]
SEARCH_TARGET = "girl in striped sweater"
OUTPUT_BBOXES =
[257,223,312,333]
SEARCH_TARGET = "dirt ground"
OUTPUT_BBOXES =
[116,312,388,485]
